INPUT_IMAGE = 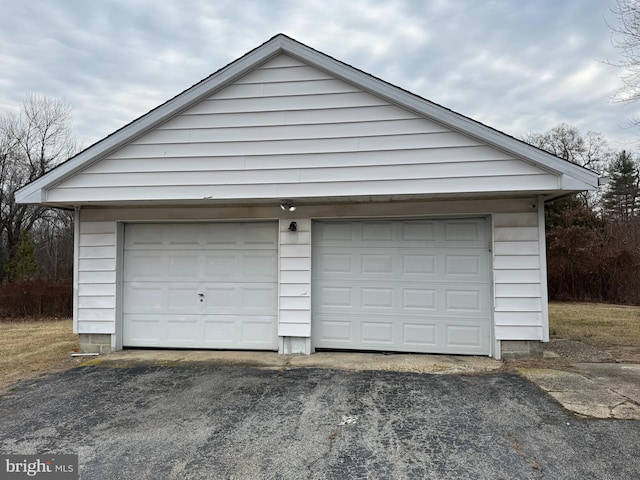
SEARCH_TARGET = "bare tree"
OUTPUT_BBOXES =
[610,0,640,103]
[0,94,78,281]
[522,123,612,208]
[522,123,612,171]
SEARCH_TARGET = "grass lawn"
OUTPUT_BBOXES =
[0,318,78,393]
[549,302,640,347]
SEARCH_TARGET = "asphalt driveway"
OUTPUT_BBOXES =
[1,366,638,479]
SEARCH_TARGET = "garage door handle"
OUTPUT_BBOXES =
[198,293,204,297]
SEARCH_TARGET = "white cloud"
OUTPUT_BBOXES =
[0,0,637,150]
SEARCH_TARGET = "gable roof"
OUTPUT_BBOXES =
[16,33,599,205]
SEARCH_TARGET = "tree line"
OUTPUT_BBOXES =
[526,124,640,304]
[0,95,76,316]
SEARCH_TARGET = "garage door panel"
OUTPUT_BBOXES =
[242,254,278,279]
[202,223,240,245]
[313,218,491,355]
[361,221,394,241]
[168,254,200,278]
[204,252,277,282]
[316,253,352,274]
[361,321,394,344]
[202,226,278,248]
[403,324,437,346]
[445,324,486,350]
[316,221,354,242]
[123,222,278,350]
[124,253,164,279]
[445,286,490,313]
[402,254,436,276]
[201,284,277,313]
[203,254,237,279]
[167,285,203,312]
[202,285,236,310]
[317,286,353,307]
[239,285,279,311]
[444,219,485,243]
[124,285,164,312]
[315,280,488,317]
[238,223,279,246]
[361,287,394,309]
[401,221,437,242]
[315,247,486,281]
[315,312,489,353]
[445,255,482,275]
[240,317,278,345]
[167,318,200,344]
[315,318,353,343]
[123,314,167,345]
[203,318,236,344]
[124,224,165,248]
[403,288,437,311]
[166,224,201,245]
[361,253,394,275]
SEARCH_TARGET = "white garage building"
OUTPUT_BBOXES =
[16,35,599,359]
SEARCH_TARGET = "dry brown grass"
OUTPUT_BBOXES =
[0,318,79,393]
[549,302,640,347]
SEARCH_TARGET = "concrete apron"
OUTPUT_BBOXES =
[80,350,640,420]
[519,364,640,420]
[80,349,502,375]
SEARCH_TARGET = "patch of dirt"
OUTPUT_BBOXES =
[506,339,616,370]
[544,339,616,363]
[602,345,640,363]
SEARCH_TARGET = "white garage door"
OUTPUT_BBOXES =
[312,218,492,355]
[123,222,278,349]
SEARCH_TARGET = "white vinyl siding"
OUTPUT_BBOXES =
[74,198,547,353]
[46,54,557,203]
[278,219,311,337]
[493,211,545,340]
[76,220,117,334]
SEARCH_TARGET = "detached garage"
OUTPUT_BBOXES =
[16,34,599,359]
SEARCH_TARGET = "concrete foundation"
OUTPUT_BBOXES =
[279,337,312,355]
[79,334,112,354]
[501,340,543,360]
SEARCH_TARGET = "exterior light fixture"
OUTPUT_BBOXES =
[280,200,296,212]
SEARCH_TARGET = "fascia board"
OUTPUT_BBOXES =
[560,174,597,191]
[15,182,42,204]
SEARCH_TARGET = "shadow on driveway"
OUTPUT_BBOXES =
[1,366,639,479]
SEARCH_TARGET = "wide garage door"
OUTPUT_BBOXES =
[312,218,492,355]
[123,222,278,349]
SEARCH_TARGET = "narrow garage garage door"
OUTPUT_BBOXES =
[312,218,492,355]
[123,222,278,349]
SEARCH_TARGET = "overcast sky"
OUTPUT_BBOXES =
[1,0,638,153]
